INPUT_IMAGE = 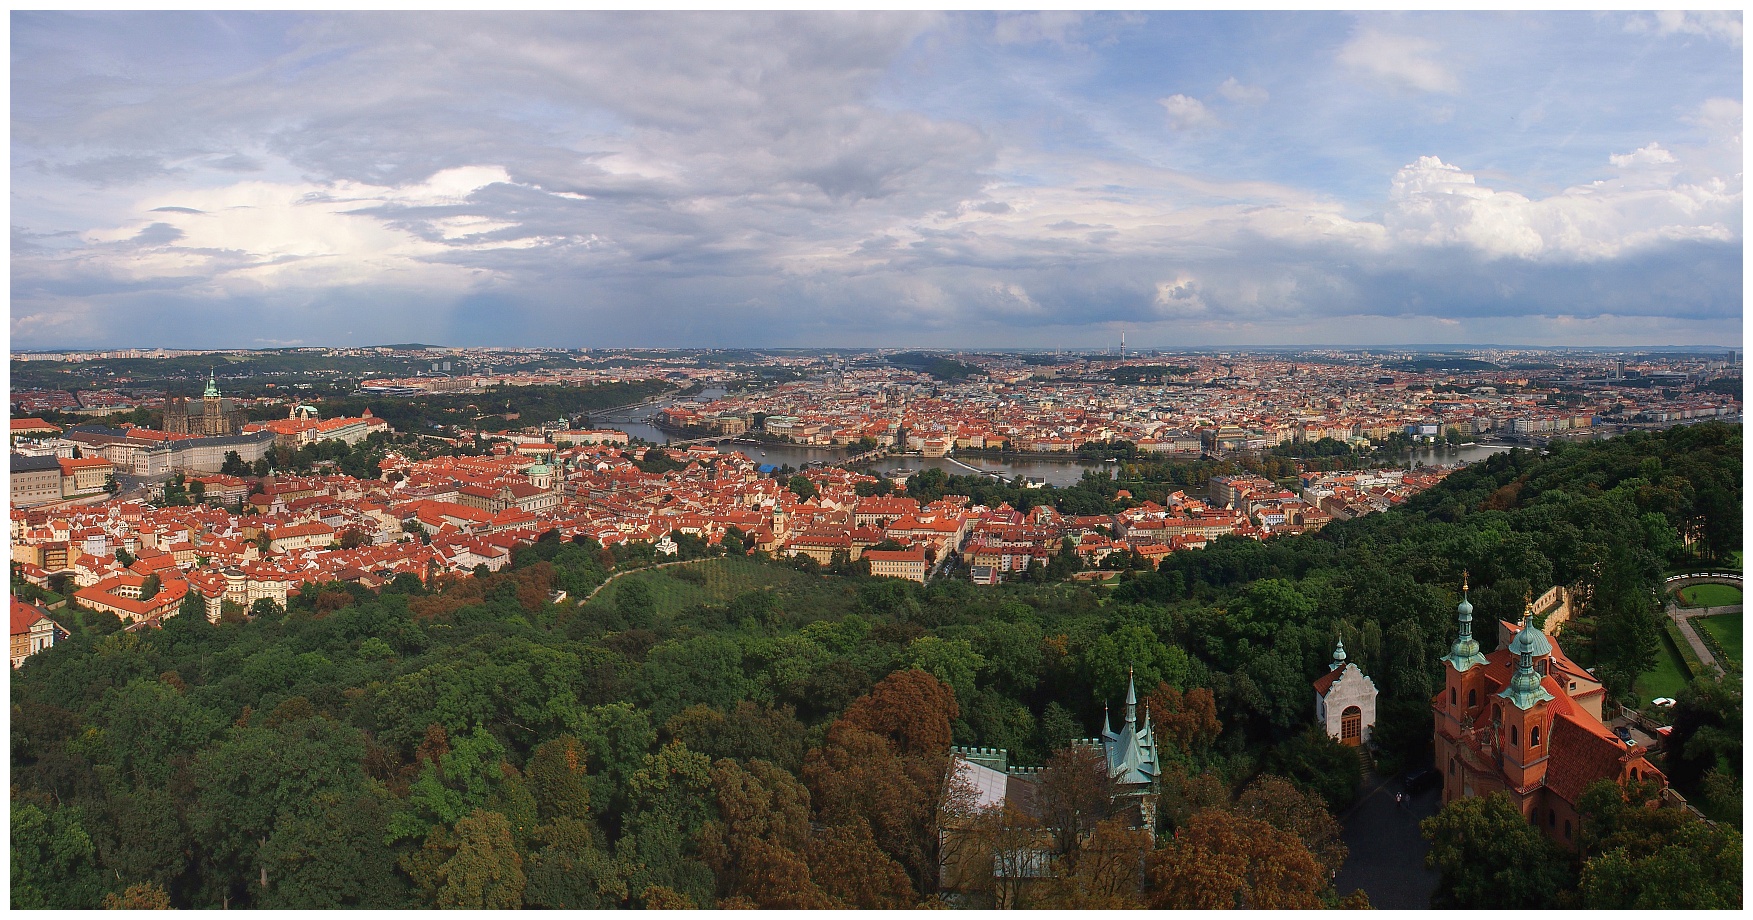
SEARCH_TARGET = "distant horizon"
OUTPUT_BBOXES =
[10,342,1741,356]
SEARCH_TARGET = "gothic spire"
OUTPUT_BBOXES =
[1124,666,1137,728]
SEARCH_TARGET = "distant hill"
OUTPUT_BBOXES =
[888,351,981,381]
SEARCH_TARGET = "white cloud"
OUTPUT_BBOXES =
[78,167,525,293]
[1608,143,1676,170]
[1383,153,1740,261]
[1159,94,1217,131]
[1626,11,1743,46]
[1337,29,1459,94]
[1215,77,1268,106]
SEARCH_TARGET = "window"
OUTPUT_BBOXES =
[1450,688,1457,706]
[1449,759,1456,776]
[1548,809,1556,827]
[1564,820,1571,840]
[1510,724,1518,746]
[1530,725,1540,747]
[1469,689,1477,706]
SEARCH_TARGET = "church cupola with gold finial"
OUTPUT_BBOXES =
[1443,572,1488,672]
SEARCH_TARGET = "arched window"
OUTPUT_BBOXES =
[1548,809,1556,827]
[1564,820,1572,839]
[1530,725,1540,747]
[1449,759,1456,776]
[1450,688,1457,706]
[1510,724,1518,746]
[1468,689,1477,707]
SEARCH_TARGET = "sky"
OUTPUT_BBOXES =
[10,11,1744,351]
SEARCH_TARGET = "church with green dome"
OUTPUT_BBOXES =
[1432,576,1665,847]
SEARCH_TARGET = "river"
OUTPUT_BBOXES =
[586,388,1102,485]
[592,389,1522,488]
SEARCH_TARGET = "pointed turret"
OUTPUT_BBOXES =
[1443,572,1487,672]
[204,370,221,399]
[1124,666,1138,728]
[1330,639,1348,672]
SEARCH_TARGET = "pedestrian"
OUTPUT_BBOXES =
[1395,792,1405,809]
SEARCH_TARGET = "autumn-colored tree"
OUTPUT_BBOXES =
[404,809,527,909]
[1155,763,1231,835]
[1033,816,1151,909]
[808,822,916,909]
[840,668,959,756]
[1038,745,1119,862]
[102,882,171,909]
[802,719,941,897]
[938,800,1047,909]
[697,758,823,906]
[1232,774,1347,876]
[1146,809,1327,909]
[1142,682,1221,756]
[640,885,697,908]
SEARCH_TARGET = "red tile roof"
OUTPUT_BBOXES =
[11,599,48,636]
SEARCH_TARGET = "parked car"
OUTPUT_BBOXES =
[1402,768,1441,795]
[1651,697,1677,708]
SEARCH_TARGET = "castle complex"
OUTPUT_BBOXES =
[163,371,245,437]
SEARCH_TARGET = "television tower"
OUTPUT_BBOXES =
[1120,332,1126,358]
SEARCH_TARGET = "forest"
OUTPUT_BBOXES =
[10,423,1742,908]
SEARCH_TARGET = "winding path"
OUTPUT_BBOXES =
[1662,573,1743,675]
[576,556,713,605]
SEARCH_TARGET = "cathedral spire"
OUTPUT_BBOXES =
[204,369,221,399]
[1442,571,1487,672]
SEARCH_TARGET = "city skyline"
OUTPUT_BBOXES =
[12,11,1744,351]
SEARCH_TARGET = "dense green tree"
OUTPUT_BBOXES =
[1422,792,1574,908]
[11,800,107,909]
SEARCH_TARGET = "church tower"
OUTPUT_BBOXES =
[1435,575,1490,805]
[1495,604,1556,794]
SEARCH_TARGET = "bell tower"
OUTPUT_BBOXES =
[1496,600,1555,795]
[1435,574,1490,804]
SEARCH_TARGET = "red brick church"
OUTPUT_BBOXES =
[1432,577,1664,847]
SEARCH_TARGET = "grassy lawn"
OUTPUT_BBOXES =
[1677,583,1742,608]
[1633,629,1692,707]
[585,556,857,622]
[1695,614,1742,667]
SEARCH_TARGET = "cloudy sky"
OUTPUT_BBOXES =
[11,11,1743,350]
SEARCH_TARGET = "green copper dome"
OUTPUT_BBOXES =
[1506,613,1553,658]
[1443,581,1487,672]
[203,371,221,399]
[1498,611,1555,710]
